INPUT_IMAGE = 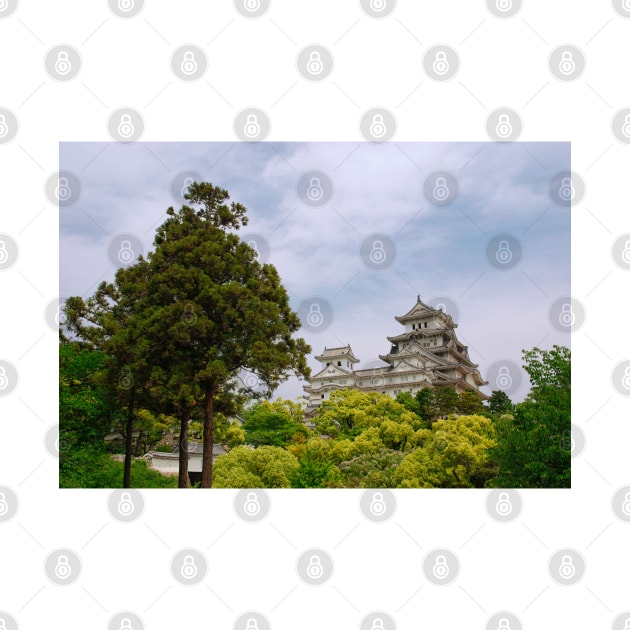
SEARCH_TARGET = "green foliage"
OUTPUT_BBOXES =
[491,345,570,488]
[242,399,308,447]
[486,390,514,416]
[60,446,177,488]
[338,448,406,488]
[59,342,113,449]
[394,414,497,488]
[212,446,299,488]
[314,389,423,449]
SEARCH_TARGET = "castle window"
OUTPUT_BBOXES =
[412,324,415,330]
[337,361,341,366]
[321,394,324,399]
[424,322,427,328]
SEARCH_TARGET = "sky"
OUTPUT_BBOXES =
[60,141,571,403]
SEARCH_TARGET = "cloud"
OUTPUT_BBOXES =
[61,141,570,402]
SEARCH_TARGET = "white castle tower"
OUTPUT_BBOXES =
[303,296,488,416]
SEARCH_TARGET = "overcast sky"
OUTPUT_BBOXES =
[60,141,570,403]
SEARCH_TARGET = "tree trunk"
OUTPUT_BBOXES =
[201,387,215,488]
[178,409,190,488]
[123,399,134,488]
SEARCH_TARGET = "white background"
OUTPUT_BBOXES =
[0,1,629,628]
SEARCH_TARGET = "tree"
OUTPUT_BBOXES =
[394,414,496,488]
[212,446,299,488]
[485,390,514,416]
[314,389,422,447]
[433,386,459,419]
[242,399,308,447]
[456,390,484,415]
[136,182,311,487]
[491,346,570,488]
[338,448,406,488]
[415,387,436,424]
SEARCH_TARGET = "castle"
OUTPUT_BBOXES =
[304,296,488,416]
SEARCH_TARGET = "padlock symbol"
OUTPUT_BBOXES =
[244,113,261,138]
[369,492,387,515]
[369,114,386,138]
[56,176,72,202]
[307,51,323,75]
[306,177,324,201]
[559,303,574,327]
[623,0,630,10]
[371,619,385,630]
[623,619,630,630]
[118,240,134,264]
[496,491,513,516]
[0,114,8,138]
[118,0,134,11]
[54,50,72,75]
[495,0,512,11]
[54,554,72,579]
[181,51,198,75]
[497,618,511,630]
[621,492,630,516]
[622,114,630,138]
[558,51,575,75]
[0,492,8,516]
[369,0,386,11]
[181,176,195,199]
[369,240,386,265]
[245,619,260,630]
[244,0,261,10]
[307,303,323,328]
[432,51,449,75]
[558,177,574,202]
[621,240,630,264]
[118,491,135,516]
[244,492,261,515]
[306,554,323,579]
[181,555,198,579]
[0,0,8,11]
[119,617,134,630]
[118,114,135,138]
[0,240,8,265]
[432,555,449,579]
[558,554,575,579]
[432,176,449,201]
[495,114,512,138]
[496,366,512,389]
[622,366,630,390]
[0,366,8,390]
[495,240,512,264]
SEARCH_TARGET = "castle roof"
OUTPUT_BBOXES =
[315,345,360,363]
[395,295,457,327]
